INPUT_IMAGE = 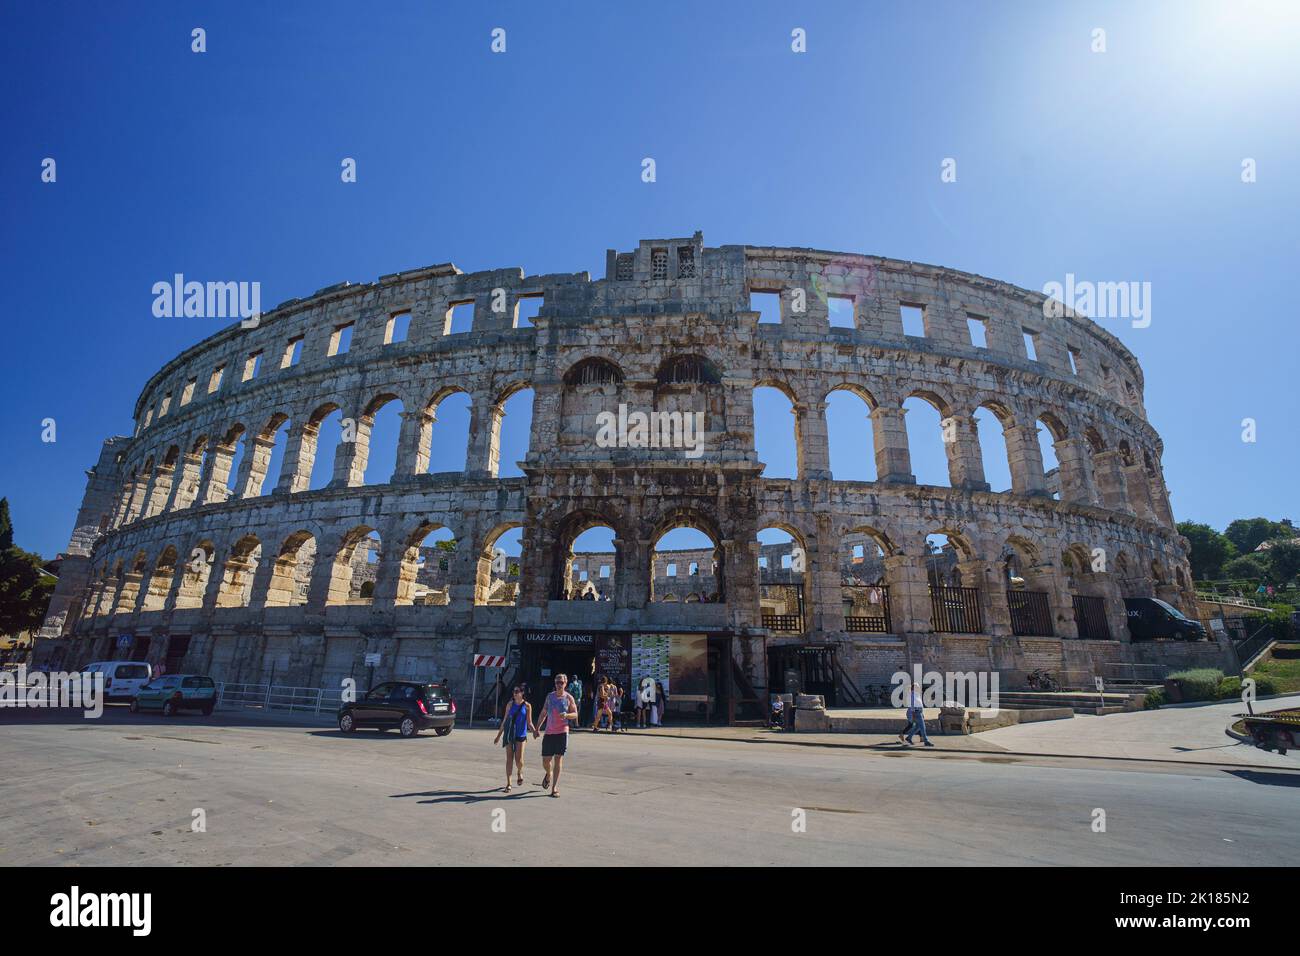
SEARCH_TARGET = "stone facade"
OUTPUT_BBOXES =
[38,233,1228,705]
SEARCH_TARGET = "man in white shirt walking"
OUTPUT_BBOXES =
[898,681,934,747]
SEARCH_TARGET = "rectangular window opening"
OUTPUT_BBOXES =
[242,352,262,382]
[446,301,474,335]
[651,248,668,280]
[209,365,225,393]
[180,378,196,406]
[677,246,696,279]
[159,393,172,417]
[515,295,543,328]
[827,294,855,329]
[599,565,610,578]
[1022,329,1039,362]
[900,304,926,337]
[385,312,411,344]
[666,563,677,577]
[328,324,353,356]
[751,290,782,325]
[966,314,988,348]
[281,335,304,369]
[1067,347,1081,376]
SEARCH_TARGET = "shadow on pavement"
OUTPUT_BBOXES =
[390,788,546,805]
[1223,769,1300,787]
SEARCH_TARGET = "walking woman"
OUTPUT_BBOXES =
[493,685,538,792]
[540,673,579,797]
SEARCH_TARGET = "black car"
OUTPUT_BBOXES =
[1124,597,1207,642]
[337,681,456,737]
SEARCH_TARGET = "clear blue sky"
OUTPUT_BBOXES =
[2,0,1297,558]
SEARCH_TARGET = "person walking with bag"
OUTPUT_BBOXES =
[493,685,538,792]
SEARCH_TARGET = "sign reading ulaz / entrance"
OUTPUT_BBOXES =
[517,630,710,707]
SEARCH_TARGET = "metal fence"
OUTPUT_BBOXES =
[215,682,345,715]
[1008,590,1053,636]
[844,585,891,633]
[1099,662,1168,685]
[930,586,982,634]
[1072,594,1112,641]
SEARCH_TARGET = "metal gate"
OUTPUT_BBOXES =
[767,644,838,706]
[930,586,982,634]
[1071,595,1111,640]
[1008,590,1053,636]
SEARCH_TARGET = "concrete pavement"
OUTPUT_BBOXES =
[1,703,1297,866]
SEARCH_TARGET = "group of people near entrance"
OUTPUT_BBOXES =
[491,672,669,795]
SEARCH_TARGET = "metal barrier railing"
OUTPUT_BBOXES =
[1099,662,1168,684]
[214,682,345,715]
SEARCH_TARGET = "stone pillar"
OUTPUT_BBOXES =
[1053,436,1097,506]
[276,422,314,494]
[125,471,151,522]
[871,405,915,484]
[623,538,650,609]
[883,553,931,635]
[168,453,204,511]
[1006,422,1048,496]
[245,554,278,612]
[394,409,433,478]
[1096,572,1130,642]
[1029,560,1077,638]
[808,518,844,635]
[464,398,502,479]
[199,441,235,505]
[1124,463,1157,522]
[796,401,831,480]
[942,414,989,491]
[332,422,368,488]
[1092,450,1131,514]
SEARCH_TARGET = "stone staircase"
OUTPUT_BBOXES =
[995,690,1147,716]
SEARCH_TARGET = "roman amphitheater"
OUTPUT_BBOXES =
[38,233,1230,719]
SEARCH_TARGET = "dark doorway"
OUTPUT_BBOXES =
[518,644,595,719]
[706,636,732,724]
[767,644,839,706]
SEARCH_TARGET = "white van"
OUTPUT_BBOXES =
[85,661,153,703]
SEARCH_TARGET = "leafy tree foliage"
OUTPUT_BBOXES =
[0,499,56,636]
[1176,522,1236,580]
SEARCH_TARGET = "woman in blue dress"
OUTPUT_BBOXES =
[492,685,538,792]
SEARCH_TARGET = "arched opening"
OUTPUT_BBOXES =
[216,535,262,608]
[141,546,177,612]
[842,528,891,632]
[175,540,214,609]
[825,386,877,481]
[926,532,981,633]
[652,354,721,455]
[1037,415,1066,501]
[651,526,719,603]
[493,385,534,478]
[753,385,798,479]
[560,358,624,447]
[115,552,148,613]
[973,403,1014,492]
[903,394,949,487]
[476,524,523,606]
[554,517,618,601]
[265,531,317,607]
[328,527,380,606]
[758,526,803,632]
[424,389,472,473]
[396,524,457,606]
[360,395,403,486]
[144,446,180,517]
[305,403,344,491]
[1001,537,1054,636]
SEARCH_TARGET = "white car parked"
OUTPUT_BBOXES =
[85,661,153,703]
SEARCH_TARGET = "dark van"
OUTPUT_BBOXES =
[1124,597,1206,642]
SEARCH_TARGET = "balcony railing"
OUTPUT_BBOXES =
[930,586,982,634]
[843,585,891,633]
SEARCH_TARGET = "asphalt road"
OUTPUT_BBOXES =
[2,707,1297,866]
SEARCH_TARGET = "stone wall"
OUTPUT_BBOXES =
[41,234,1199,704]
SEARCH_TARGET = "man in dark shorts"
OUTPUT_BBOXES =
[539,673,578,797]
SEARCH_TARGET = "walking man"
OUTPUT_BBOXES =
[898,681,934,747]
[540,672,578,797]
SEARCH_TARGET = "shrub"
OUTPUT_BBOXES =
[1166,668,1225,702]
[1250,674,1278,696]
[1218,676,1242,700]
[1144,687,1166,709]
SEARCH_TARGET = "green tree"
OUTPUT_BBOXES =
[1176,522,1236,580]
[1265,540,1300,584]
[1222,553,1268,581]
[1224,517,1293,556]
[0,498,57,636]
